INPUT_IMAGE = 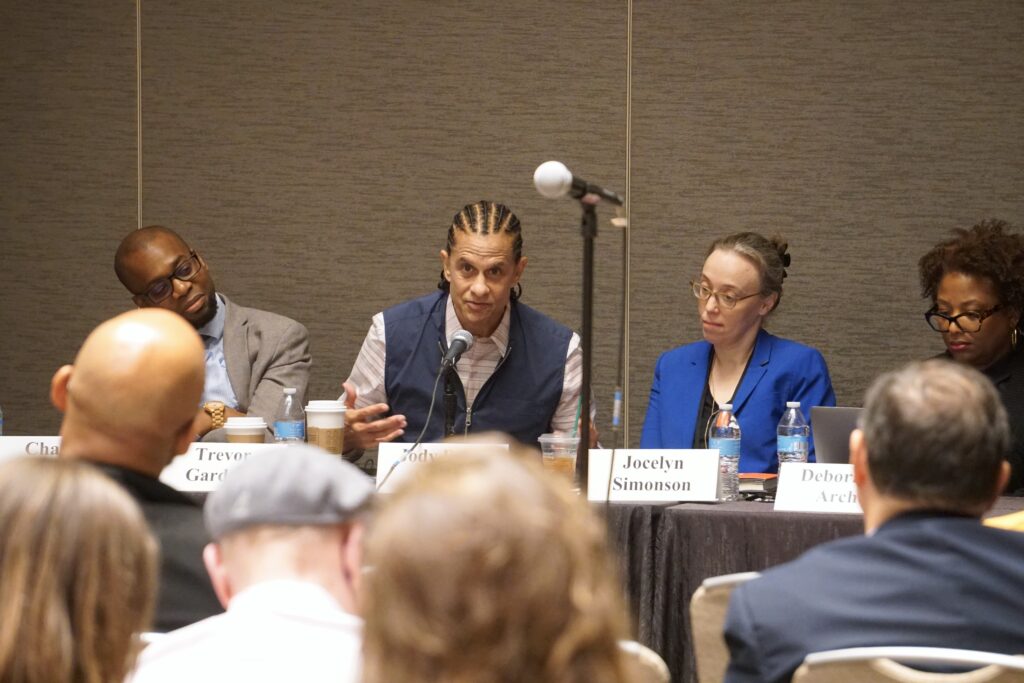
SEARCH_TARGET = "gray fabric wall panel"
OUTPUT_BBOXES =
[0,2,137,435]
[628,1,1024,438]
[4,1,1023,447]
[139,1,628,439]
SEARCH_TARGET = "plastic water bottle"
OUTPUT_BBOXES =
[710,403,741,501]
[777,401,810,466]
[273,388,305,443]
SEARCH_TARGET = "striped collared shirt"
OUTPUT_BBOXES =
[344,295,586,433]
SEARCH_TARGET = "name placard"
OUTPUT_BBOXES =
[376,442,509,493]
[774,463,862,514]
[0,436,62,461]
[0,436,275,492]
[587,449,719,503]
[159,443,278,491]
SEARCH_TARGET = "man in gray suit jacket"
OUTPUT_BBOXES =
[724,360,1024,683]
[115,226,311,439]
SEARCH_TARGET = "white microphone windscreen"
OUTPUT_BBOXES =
[533,161,573,199]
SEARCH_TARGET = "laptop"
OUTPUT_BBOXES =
[811,406,864,464]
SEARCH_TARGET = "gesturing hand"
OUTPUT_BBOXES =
[342,381,407,452]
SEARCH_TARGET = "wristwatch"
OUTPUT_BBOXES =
[203,401,226,429]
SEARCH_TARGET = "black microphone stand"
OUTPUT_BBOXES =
[443,364,458,438]
[577,199,598,494]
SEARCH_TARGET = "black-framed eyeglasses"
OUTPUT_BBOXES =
[141,251,204,304]
[924,305,1002,333]
[690,281,760,310]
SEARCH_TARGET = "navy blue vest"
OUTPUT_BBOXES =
[383,292,572,446]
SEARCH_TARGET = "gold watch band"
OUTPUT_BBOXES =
[204,401,226,429]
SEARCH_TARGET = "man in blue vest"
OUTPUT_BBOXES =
[343,200,586,451]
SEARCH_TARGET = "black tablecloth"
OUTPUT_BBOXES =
[603,497,1024,683]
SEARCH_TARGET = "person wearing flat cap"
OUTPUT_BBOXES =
[128,445,373,683]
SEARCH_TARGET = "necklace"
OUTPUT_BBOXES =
[709,345,755,405]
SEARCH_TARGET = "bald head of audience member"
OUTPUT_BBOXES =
[115,225,218,329]
[201,446,374,615]
[852,359,1012,531]
[51,308,205,477]
[361,449,635,683]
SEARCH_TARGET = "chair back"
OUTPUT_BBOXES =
[793,646,1024,682]
[689,571,761,683]
[619,639,671,683]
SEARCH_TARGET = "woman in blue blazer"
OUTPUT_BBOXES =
[640,232,835,473]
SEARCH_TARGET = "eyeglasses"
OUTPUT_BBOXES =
[924,305,1002,333]
[142,251,204,304]
[690,281,760,310]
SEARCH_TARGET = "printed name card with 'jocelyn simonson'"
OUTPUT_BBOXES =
[587,449,719,503]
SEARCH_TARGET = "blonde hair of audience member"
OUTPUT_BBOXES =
[361,448,637,683]
[51,308,205,476]
[0,457,158,683]
[203,520,368,615]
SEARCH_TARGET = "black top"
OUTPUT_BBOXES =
[89,462,223,631]
[692,350,752,449]
[984,347,1024,495]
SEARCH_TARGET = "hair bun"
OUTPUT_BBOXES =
[771,236,791,278]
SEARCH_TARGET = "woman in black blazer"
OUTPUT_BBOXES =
[919,219,1024,494]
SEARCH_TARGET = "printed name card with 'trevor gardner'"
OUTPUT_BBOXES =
[587,449,719,503]
[160,443,278,491]
[773,462,862,514]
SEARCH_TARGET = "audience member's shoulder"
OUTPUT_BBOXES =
[129,615,231,682]
[90,462,200,509]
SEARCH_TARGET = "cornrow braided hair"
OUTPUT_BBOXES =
[438,200,525,301]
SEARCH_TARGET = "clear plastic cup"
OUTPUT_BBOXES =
[537,433,580,481]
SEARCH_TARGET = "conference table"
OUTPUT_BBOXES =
[601,497,1024,683]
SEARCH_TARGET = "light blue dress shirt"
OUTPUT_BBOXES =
[198,294,240,409]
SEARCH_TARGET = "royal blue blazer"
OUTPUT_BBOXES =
[639,329,836,473]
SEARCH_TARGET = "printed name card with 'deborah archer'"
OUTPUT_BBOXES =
[160,443,278,492]
[587,449,719,503]
[0,436,62,462]
[376,442,510,493]
[773,462,862,514]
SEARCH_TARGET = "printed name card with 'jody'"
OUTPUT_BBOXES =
[376,442,510,493]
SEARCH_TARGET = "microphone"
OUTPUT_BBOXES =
[533,160,624,206]
[442,330,474,368]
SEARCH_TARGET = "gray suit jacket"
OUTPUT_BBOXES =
[206,294,311,440]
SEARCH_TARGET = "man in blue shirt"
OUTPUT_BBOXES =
[115,226,311,439]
